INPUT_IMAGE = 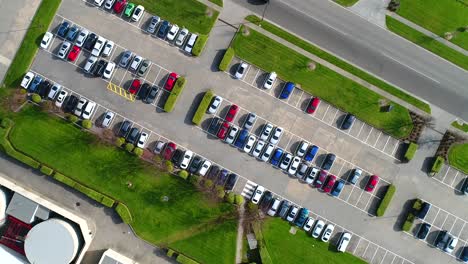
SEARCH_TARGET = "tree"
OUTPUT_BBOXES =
[225,192,235,204]
[234,194,244,205]
[31,93,41,103]
[165,160,174,172]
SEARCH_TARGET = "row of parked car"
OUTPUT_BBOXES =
[250,184,352,252]
[94,0,199,55]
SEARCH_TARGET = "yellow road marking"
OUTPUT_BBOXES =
[107,82,135,101]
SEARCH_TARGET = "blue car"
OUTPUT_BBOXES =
[28,76,43,93]
[294,208,309,227]
[270,148,284,167]
[216,169,229,186]
[57,21,70,38]
[279,82,295,99]
[304,145,318,162]
[331,180,345,197]
[66,25,79,41]
[157,21,170,38]
[234,129,249,149]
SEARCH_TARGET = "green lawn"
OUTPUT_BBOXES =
[334,0,359,7]
[386,16,468,71]
[131,0,219,35]
[209,0,223,7]
[451,121,468,132]
[448,143,468,174]
[232,27,413,138]
[7,106,236,264]
[396,0,468,50]
[261,218,367,264]
[245,15,430,114]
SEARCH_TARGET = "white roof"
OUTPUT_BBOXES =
[0,245,28,264]
[0,187,7,226]
[98,249,138,264]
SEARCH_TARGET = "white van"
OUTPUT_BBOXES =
[337,232,352,252]
[82,101,96,120]
[184,33,198,54]
[267,198,281,216]
[84,56,98,73]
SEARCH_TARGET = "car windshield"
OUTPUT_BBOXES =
[238,67,244,74]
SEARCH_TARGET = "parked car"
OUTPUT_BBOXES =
[348,168,362,185]
[21,71,35,89]
[66,25,79,41]
[331,180,345,197]
[278,200,291,219]
[64,94,78,113]
[94,0,105,6]
[136,132,148,148]
[259,191,273,209]
[225,173,238,190]
[312,220,325,238]
[146,16,160,34]
[144,86,159,104]
[91,36,106,56]
[217,121,230,140]
[40,32,53,49]
[417,202,431,220]
[118,120,132,137]
[162,142,177,160]
[251,185,265,204]
[416,223,431,240]
[225,126,239,145]
[296,163,308,179]
[83,33,98,51]
[75,29,89,48]
[189,156,203,174]
[124,3,135,17]
[57,21,70,38]
[321,224,335,242]
[365,175,379,192]
[279,153,293,170]
[337,233,352,252]
[164,72,178,91]
[225,104,239,123]
[119,50,133,68]
[57,41,71,59]
[113,0,127,13]
[137,84,151,100]
[82,101,96,120]
[267,198,281,216]
[101,111,115,128]
[103,62,116,79]
[180,150,193,170]
[306,97,320,114]
[166,24,180,41]
[137,59,150,77]
[216,169,229,186]
[234,129,249,149]
[102,40,114,57]
[131,5,145,22]
[175,28,189,46]
[93,59,107,77]
[47,83,61,100]
[153,141,165,155]
[435,230,450,250]
[157,20,171,38]
[263,72,277,89]
[55,90,68,108]
[322,153,336,170]
[303,217,315,232]
[38,80,52,98]
[462,247,468,263]
[184,33,198,54]
[243,112,257,130]
[305,167,319,185]
[269,127,283,145]
[260,123,273,141]
[244,135,256,153]
[341,113,355,130]
[208,96,223,114]
[261,143,275,162]
[270,148,284,167]
[279,82,294,99]
[252,140,266,159]
[463,178,468,195]
[84,55,98,73]
[207,165,220,180]
[314,170,328,188]
[129,79,141,95]
[127,128,140,144]
[130,55,143,72]
[445,236,458,253]
[171,149,184,167]
[104,0,116,9]
[286,206,299,222]
[28,75,43,93]
[73,97,87,117]
[322,175,337,193]
[304,145,319,162]
[235,62,248,79]
[296,141,309,158]
[67,45,81,61]
[294,208,309,227]
[288,156,301,175]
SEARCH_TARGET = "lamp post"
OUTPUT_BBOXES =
[261,0,270,22]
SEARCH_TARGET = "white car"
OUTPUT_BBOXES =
[225,126,239,145]
[47,84,61,100]
[103,62,115,79]
[74,98,87,116]
[91,36,106,56]
[312,220,325,238]
[288,156,301,175]
[184,33,198,54]
[252,140,266,159]
[21,71,35,89]
[260,123,273,141]
[40,32,53,49]
[305,167,319,184]
[131,5,145,22]
[321,224,335,242]
[208,96,222,114]
[235,62,248,79]
[263,71,277,89]
[102,40,114,57]
[82,101,96,120]
[269,127,283,145]
[260,143,274,162]
[175,28,189,46]
[136,132,149,148]
[94,0,105,6]
[101,111,115,128]
[296,141,309,158]
[180,150,193,169]
[167,24,180,41]
[444,237,458,253]
[55,90,68,107]
[267,198,281,216]
[303,217,315,232]
[244,135,256,153]
[84,56,98,73]
[279,153,292,170]
[286,206,299,222]
[130,55,143,71]
[251,185,265,204]
[104,0,116,9]
[57,41,71,59]
[337,233,352,252]
[198,160,212,176]
[75,29,89,47]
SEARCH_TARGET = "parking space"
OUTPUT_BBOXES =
[432,164,468,194]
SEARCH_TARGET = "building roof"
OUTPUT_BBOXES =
[5,193,50,224]
[0,245,28,264]
[98,249,138,264]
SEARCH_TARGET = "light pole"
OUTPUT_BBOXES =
[261,0,270,22]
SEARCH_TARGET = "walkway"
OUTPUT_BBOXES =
[196,0,222,12]
[235,202,246,263]
[349,0,391,28]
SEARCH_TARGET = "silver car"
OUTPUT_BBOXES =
[57,41,71,59]
[260,123,273,141]
[208,96,223,114]
[147,16,160,34]
[243,113,257,131]
[175,28,189,46]
[47,84,62,100]
[119,50,133,68]
[101,111,115,128]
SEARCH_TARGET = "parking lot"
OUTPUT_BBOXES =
[432,164,467,194]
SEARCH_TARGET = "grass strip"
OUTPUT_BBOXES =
[245,15,430,113]
[209,0,223,7]
[376,184,396,216]
[164,77,187,112]
[334,0,359,7]
[40,164,54,176]
[219,47,235,71]
[192,90,214,125]
[448,143,468,174]
[386,16,468,71]
[0,121,40,169]
[115,202,133,224]
[192,34,209,57]
[431,156,445,174]
[404,142,418,161]
[451,121,468,132]
[232,26,413,138]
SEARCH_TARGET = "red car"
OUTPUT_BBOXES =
[162,142,176,160]
[306,97,320,114]
[225,104,239,123]
[113,0,127,13]
[67,45,81,61]
[322,174,337,193]
[217,121,230,140]
[164,72,178,91]
[313,170,328,188]
[129,79,141,95]
[365,175,379,192]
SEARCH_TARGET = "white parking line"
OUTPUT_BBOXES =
[321,104,331,121]
[450,171,460,186]
[251,68,260,85]
[441,167,451,182]
[365,127,374,143]
[370,247,379,263]
[379,251,388,264]
[374,131,382,147]
[329,108,339,126]
[295,90,304,108]
[382,136,391,151]
[357,122,365,137]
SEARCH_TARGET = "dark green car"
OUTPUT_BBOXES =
[124,3,135,17]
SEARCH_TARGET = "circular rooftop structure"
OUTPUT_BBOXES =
[25,218,79,264]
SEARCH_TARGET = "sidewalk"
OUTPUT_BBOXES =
[196,0,222,13]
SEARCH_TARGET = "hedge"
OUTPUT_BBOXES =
[376,184,396,216]
[176,254,200,264]
[404,142,418,161]
[40,165,54,176]
[133,147,144,157]
[192,90,214,125]
[164,77,187,113]
[115,137,125,147]
[431,156,445,174]
[125,143,134,152]
[81,120,92,129]
[1,118,14,128]
[234,194,244,205]
[68,115,79,123]
[0,125,40,169]
[218,47,235,71]
[225,192,235,204]
[167,249,175,257]
[116,202,133,224]
[165,160,174,172]
[402,212,415,232]
[192,34,208,57]
[178,170,189,180]
[31,93,41,103]
[412,199,423,211]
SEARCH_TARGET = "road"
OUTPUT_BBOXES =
[226,0,468,120]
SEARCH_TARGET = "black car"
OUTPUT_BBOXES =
[171,149,184,167]
[157,21,170,38]
[93,60,107,77]
[260,191,273,208]
[144,86,159,104]
[417,202,431,220]
[461,247,468,262]
[83,33,98,51]
[64,95,79,113]
[322,153,336,170]
[435,230,450,250]
[38,80,52,98]
[188,156,203,174]
[278,200,291,219]
[57,21,70,38]
[341,113,355,130]
[207,165,220,180]
[463,177,468,195]
[416,223,431,240]
[208,117,221,135]
[126,127,140,144]
[119,121,132,137]
[224,173,238,191]
[216,169,229,186]
[139,83,151,100]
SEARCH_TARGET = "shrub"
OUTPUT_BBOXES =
[0,118,13,129]
[115,203,133,224]
[189,175,200,185]
[176,254,200,264]
[402,220,413,232]
[125,143,134,152]
[204,179,214,189]
[412,199,423,211]
[431,156,445,173]
[101,196,115,207]
[133,147,144,157]
[167,249,175,257]
[31,93,41,103]
[234,194,244,205]
[67,114,78,123]
[40,165,54,176]
[81,120,92,129]
[404,142,418,161]
[178,170,189,180]
[216,186,225,198]
[192,34,208,57]
[376,184,396,216]
[165,160,174,172]
[218,47,235,71]
[192,90,214,125]
[115,137,125,147]
[164,77,187,113]
[247,202,258,212]
[226,192,235,204]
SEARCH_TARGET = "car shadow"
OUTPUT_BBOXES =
[341,169,353,183]
[254,72,268,89]
[210,49,226,72]
[335,114,346,129]
[183,91,206,125]
[392,199,417,232]
[288,141,300,154]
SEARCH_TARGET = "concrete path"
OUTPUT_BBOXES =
[196,0,223,12]
[350,0,391,28]
[235,203,246,263]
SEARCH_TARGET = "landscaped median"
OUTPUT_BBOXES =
[164,77,187,112]
[403,142,418,162]
[376,184,396,217]
[231,25,413,138]
[192,90,214,125]
[219,47,235,71]
[448,143,468,174]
